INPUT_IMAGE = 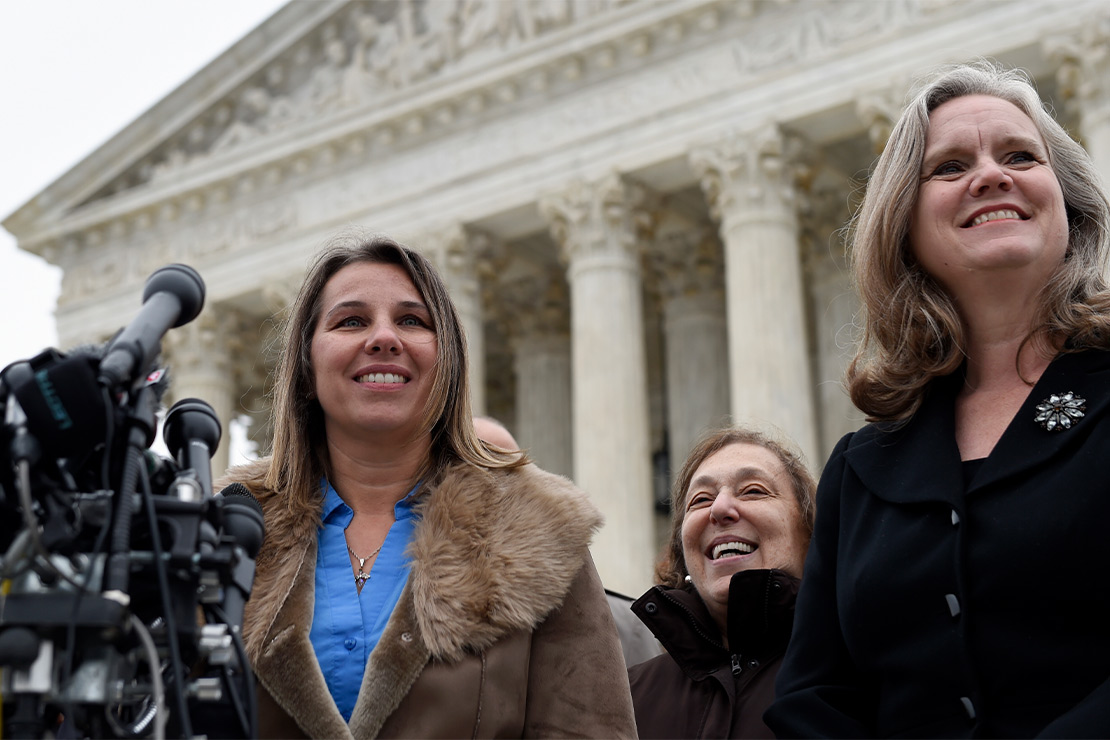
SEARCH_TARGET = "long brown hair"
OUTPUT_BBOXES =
[260,231,526,520]
[655,427,816,589]
[848,60,1110,422]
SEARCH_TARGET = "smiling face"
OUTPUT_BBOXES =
[909,95,1068,300]
[309,261,438,448]
[680,442,809,632]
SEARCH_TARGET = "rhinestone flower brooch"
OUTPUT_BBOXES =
[1034,392,1086,432]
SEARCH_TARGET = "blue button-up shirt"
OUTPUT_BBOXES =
[309,478,421,721]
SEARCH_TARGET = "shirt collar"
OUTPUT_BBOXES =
[319,478,423,524]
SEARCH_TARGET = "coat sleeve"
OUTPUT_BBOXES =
[764,432,877,738]
[523,552,637,738]
[1037,680,1110,737]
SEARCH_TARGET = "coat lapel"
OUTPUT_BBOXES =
[971,348,1110,493]
[406,462,602,663]
[252,538,354,740]
[842,373,964,506]
[842,349,1110,504]
[347,585,432,738]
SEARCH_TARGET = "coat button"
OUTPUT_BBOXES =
[401,632,414,643]
[771,581,782,591]
[960,696,976,720]
[343,638,357,651]
[644,602,658,614]
[951,509,960,527]
[746,659,759,669]
[945,594,961,618]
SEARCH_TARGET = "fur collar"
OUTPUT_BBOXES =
[231,459,603,664]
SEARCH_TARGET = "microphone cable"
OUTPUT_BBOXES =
[136,461,192,739]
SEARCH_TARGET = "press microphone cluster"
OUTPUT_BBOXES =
[0,264,263,739]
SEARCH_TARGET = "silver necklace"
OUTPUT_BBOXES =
[347,541,383,588]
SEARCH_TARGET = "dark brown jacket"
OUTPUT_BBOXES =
[628,569,799,739]
[230,459,636,739]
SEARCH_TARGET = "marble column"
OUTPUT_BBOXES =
[648,216,730,470]
[417,223,488,414]
[800,173,861,460]
[503,269,573,478]
[163,306,249,479]
[246,276,305,458]
[540,172,655,596]
[691,126,818,464]
[1048,19,1110,180]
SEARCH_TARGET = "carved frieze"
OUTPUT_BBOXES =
[82,0,951,211]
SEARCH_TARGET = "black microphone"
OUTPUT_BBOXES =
[7,349,107,462]
[98,264,205,389]
[215,483,265,635]
[163,398,221,502]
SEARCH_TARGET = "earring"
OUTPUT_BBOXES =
[684,574,693,585]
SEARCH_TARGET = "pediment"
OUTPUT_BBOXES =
[5,0,1018,271]
[7,0,643,233]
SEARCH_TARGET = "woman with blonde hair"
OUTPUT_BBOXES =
[223,233,635,738]
[767,61,1110,737]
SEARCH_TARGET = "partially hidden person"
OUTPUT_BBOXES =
[629,427,815,738]
[471,414,663,669]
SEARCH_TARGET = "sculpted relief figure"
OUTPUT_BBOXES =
[211,87,275,152]
[457,0,574,55]
[300,36,357,112]
[191,0,617,163]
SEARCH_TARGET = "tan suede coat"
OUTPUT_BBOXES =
[228,459,636,739]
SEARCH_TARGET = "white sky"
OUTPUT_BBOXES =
[0,0,288,372]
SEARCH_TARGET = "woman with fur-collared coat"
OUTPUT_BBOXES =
[224,233,635,739]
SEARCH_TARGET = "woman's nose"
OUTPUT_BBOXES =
[364,322,401,353]
[969,157,1013,195]
[709,492,739,524]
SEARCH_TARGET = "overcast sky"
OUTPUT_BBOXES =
[0,0,288,372]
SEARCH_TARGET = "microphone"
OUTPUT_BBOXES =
[98,264,205,389]
[214,483,265,636]
[7,349,107,462]
[163,398,221,502]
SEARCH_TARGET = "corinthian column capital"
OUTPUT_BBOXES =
[856,82,908,154]
[689,125,806,222]
[162,306,250,379]
[1046,16,1110,125]
[539,171,654,268]
[646,220,724,305]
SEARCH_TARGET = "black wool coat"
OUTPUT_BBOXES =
[766,348,1110,738]
[629,569,799,739]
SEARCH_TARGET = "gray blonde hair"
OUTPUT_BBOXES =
[848,60,1110,422]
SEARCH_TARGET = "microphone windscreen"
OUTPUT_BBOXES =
[217,483,265,557]
[12,351,107,460]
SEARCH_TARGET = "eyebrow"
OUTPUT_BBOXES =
[322,299,430,321]
[688,466,771,492]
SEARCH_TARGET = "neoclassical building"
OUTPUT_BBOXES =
[6,0,1108,595]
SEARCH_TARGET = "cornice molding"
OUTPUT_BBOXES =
[12,0,960,254]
